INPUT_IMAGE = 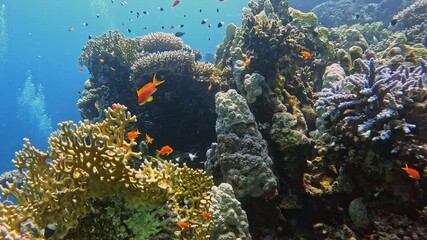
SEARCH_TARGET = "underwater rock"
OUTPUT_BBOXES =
[322,63,347,88]
[349,45,364,61]
[289,8,318,31]
[269,111,309,152]
[243,73,265,103]
[209,183,252,240]
[208,90,277,198]
[348,198,370,230]
[336,49,352,73]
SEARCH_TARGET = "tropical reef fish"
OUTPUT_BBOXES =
[127,129,141,140]
[391,18,398,26]
[137,73,165,106]
[300,51,312,59]
[68,27,74,32]
[145,133,154,144]
[157,145,173,156]
[175,31,185,37]
[201,19,208,24]
[188,152,198,161]
[172,0,180,8]
[402,164,420,180]
[217,21,224,27]
[176,221,189,228]
[201,212,211,219]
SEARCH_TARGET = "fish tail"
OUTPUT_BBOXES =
[152,73,165,87]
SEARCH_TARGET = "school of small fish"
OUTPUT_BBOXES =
[70,0,227,42]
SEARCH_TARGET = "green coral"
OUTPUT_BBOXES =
[0,104,213,240]
[79,30,140,72]
[289,8,318,31]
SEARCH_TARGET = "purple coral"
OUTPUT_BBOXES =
[315,58,426,142]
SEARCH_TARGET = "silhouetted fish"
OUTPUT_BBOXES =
[175,32,185,37]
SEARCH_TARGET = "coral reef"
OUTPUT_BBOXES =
[209,183,251,240]
[130,50,195,81]
[0,104,213,239]
[137,32,189,53]
[312,0,409,28]
[77,30,218,165]
[207,90,277,198]
[210,0,427,238]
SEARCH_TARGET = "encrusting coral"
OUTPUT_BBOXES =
[0,104,213,240]
[206,90,277,199]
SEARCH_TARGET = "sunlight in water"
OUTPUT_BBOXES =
[16,71,52,140]
[0,4,7,62]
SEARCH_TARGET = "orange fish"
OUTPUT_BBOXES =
[94,101,99,109]
[176,221,189,228]
[300,51,312,59]
[253,25,261,31]
[244,59,251,65]
[402,164,420,179]
[145,134,154,144]
[111,103,118,110]
[157,145,173,156]
[201,212,211,220]
[84,53,89,59]
[208,83,212,91]
[137,73,165,106]
[99,58,105,63]
[127,129,141,140]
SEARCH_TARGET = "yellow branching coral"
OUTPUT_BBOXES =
[0,104,213,240]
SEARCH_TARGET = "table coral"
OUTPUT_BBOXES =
[0,104,213,240]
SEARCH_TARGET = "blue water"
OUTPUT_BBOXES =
[0,0,250,172]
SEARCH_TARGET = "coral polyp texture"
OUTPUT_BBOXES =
[315,58,426,146]
[0,104,213,240]
[206,90,277,199]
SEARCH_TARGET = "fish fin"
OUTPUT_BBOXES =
[147,96,154,102]
[152,73,165,87]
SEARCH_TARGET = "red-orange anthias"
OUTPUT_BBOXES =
[201,212,211,220]
[402,164,420,180]
[300,51,312,59]
[156,145,173,156]
[137,73,165,106]
[127,129,141,140]
[145,133,154,144]
[176,221,189,228]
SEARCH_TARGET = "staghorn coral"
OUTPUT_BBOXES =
[315,58,426,143]
[0,104,213,240]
